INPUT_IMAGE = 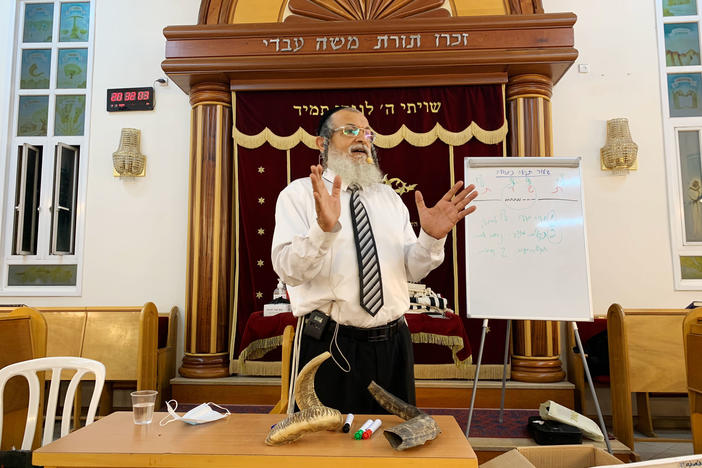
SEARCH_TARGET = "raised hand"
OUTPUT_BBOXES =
[310,165,341,232]
[415,181,478,239]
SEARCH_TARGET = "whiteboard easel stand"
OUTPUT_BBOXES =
[571,321,612,453]
[464,320,613,455]
[498,319,512,423]
[462,157,609,448]
[465,318,511,433]
[465,318,489,434]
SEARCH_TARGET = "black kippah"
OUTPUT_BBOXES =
[316,106,346,136]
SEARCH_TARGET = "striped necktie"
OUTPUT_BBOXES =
[349,186,384,316]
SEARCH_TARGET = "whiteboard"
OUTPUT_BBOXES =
[463,157,592,322]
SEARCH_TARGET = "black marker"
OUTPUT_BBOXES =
[342,413,354,433]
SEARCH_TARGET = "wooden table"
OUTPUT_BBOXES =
[33,412,478,468]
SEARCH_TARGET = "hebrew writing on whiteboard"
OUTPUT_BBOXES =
[471,167,575,259]
[463,158,592,322]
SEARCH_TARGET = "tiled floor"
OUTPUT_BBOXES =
[634,429,694,461]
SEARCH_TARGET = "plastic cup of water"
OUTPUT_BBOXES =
[131,390,158,425]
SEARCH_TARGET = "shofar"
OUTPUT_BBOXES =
[265,352,344,445]
[367,380,441,450]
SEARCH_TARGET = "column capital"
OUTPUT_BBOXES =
[507,74,553,100]
[189,81,231,107]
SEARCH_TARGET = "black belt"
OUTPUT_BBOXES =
[316,315,404,343]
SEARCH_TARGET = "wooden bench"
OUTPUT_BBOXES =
[0,307,46,450]
[607,303,702,450]
[0,303,177,424]
[566,317,608,414]
[684,311,702,454]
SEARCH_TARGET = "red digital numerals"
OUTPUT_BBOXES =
[108,88,153,111]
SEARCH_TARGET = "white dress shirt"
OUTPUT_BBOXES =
[271,168,446,328]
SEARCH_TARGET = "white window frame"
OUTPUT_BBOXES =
[0,0,95,295]
[14,143,42,255]
[51,142,78,255]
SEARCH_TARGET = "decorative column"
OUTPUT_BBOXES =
[506,74,565,382]
[179,82,234,378]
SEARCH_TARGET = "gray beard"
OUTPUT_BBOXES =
[326,147,384,188]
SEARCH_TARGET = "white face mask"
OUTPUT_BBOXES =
[159,400,231,426]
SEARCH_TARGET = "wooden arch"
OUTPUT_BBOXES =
[163,0,576,380]
[195,0,545,24]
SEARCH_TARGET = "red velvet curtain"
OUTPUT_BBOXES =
[234,85,508,363]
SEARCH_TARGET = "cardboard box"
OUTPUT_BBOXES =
[598,454,702,468]
[480,445,623,468]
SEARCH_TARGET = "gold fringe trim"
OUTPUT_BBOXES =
[233,121,508,150]
[234,127,317,150]
[231,358,283,376]
[414,363,509,380]
[411,332,470,366]
[233,332,510,380]
[239,332,473,366]
[231,359,510,380]
[238,336,283,362]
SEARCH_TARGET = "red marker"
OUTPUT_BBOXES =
[362,419,382,439]
[354,419,373,439]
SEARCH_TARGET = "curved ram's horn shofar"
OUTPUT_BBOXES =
[294,351,327,410]
[265,406,344,445]
[265,352,344,446]
[367,380,441,451]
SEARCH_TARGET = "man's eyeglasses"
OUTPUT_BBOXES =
[332,125,376,143]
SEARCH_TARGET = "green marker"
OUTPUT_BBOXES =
[354,419,374,439]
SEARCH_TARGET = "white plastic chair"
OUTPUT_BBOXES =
[0,356,105,449]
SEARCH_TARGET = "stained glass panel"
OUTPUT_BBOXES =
[678,131,702,242]
[663,0,697,16]
[681,256,702,279]
[664,23,701,66]
[18,96,49,136]
[57,49,87,88]
[668,73,702,117]
[8,264,77,286]
[23,3,53,43]
[59,3,89,42]
[20,49,51,89]
[54,95,85,136]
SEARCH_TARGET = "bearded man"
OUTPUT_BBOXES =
[272,106,478,414]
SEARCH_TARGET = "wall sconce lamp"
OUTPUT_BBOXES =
[600,118,638,175]
[113,128,146,177]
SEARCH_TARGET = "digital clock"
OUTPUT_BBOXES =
[106,87,154,111]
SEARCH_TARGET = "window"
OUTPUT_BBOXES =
[13,144,43,256]
[51,143,78,255]
[1,1,93,293]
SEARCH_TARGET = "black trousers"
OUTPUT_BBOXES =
[297,316,415,414]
